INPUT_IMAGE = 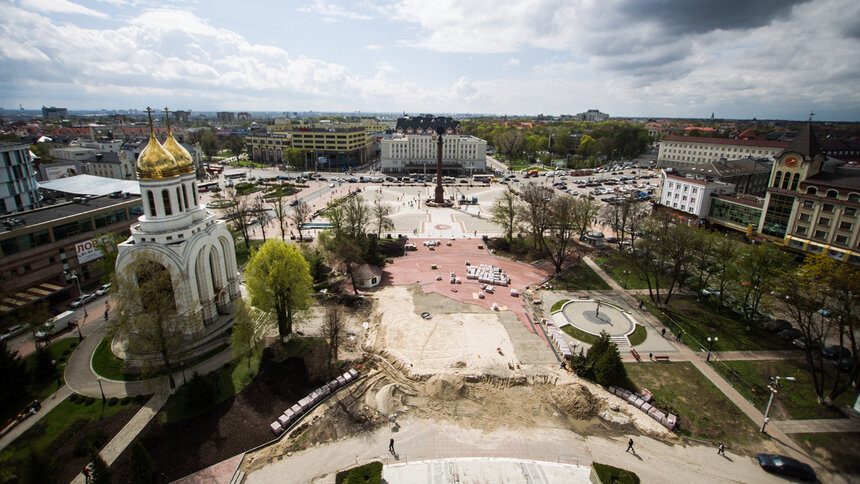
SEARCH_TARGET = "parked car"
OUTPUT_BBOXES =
[0,324,27,341]
[821,345,851,360]
[777,328,802,341]
[95,283,111,296]
[756,454,816,482]
[792,338,820,350]
[70,293,96,308]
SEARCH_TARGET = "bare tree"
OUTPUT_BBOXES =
[490,187,519,240]
[114,256,198,389]
[253,196,270,242]
[231,298,264,375]
[289,199,313,242]
[225,188,251,250]
[570,196,600,240]
[372,197,394,239]
[517,184,553,249]
[545,196,579,273]
[321,304,345,377]
[271,194,288,240]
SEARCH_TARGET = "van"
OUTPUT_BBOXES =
[36,311,76,340]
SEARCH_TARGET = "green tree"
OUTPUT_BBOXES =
[231,298,263,375]
[199,129,219,161]
[0,340,28,418]
[129,440,154,484]
[244,240,313,341]
[223,134,245,159]
[284,147,303,169]
[735,243,791,314]
[88,446,112,483]
[92,232,125,284]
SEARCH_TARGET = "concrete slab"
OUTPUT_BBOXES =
[383,457,592,484]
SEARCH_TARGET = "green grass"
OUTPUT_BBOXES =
[2,396,138,462]
[91,337,135,381]
[234,239,266,267]
[561,324,599,345]
[721,359,855,420]
[592,462,640,484]
[551,299,570,312]
[624,362,762,448]
[794,433,860,475]
[24,338,80,399]
[335,461,383,484]
[553,262,611,290]
[592,252,658,290]
[628,325,647,346]
[644,296,793,352]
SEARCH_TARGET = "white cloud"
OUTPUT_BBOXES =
[505,58,520,67]
[298,0,372,21]
[365,44,381,50]
[18,0,108,18]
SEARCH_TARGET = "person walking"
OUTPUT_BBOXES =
[626,438,635,454]
[717,442,725,455]
[389,438,395,454]
[661,328,666,337]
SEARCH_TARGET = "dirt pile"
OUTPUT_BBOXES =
[549,384,599,419]
[425,374,468,400]
[375,384,402,415]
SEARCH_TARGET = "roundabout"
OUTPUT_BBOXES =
[552,299,637,339]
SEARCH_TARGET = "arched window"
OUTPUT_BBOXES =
[176,187,183,212]
[162,189,173,216]
[182,184,190,209]
[826,189,838,199]
[781,172,791,189]
[774,171,782,188]
[790,173,800,191]
[848,193,860,203]
[146,190,156,216]
[806,186,818,195]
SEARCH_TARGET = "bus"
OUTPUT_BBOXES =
[198,181,219,192]
[473,174,492,183]
[224,172,247,180]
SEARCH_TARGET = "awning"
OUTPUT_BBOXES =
[0,282,71,313]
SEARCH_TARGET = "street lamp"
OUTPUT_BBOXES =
[761,376,795,433]
[706,336,719,362]
[96,376,106,403]
[67,271,85,341]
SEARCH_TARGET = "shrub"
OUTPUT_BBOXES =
[180,372,216,411]
[136,431,160,450]
[134,395,148,405]
[74,430,108,457]
[107,397,119,406]
[592,462,640,484]
[62,349,71,356]
[33,349,58,380]
[45,418,89,454]
[129,440,155,484]
[69,393,80,403]
[121,396,132,405]
[335,461,383,484]
[84,397,96,406]
[573,331,628,387]
[88,445,112,483]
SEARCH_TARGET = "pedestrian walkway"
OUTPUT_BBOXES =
[711,350,806,361]
[774,418,860,434]
[69,390,169,484]
[0,385,72,452]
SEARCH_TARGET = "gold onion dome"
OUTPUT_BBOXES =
[162,108,194,174]
[136,108,180,179]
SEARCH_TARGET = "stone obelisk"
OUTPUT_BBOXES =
[434,125,445,204]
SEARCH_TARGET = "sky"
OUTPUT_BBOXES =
[1,0,859,120]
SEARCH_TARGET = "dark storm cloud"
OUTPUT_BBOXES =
[619,0,811,35]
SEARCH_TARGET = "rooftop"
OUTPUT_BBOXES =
[662,135,788,148]
[39,174,141,196]
[0,194,141,233]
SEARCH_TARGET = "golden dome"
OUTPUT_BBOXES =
[136,108,180,179]
[163,132,194,174]
[162,107,195,175]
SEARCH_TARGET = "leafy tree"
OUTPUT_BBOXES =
[0,340,28,417]
[223,134,245,159]
[578,135,596,159]
[17,302,52,351]
[283,147,303,169]
[496,129,524,159]
[88,446,112,483]
[231,298,263,375]
[300,246,327,282]
[199,129,219,161]
[490,187,519,240]
[244,240,313,341]
[573,331,627,386]
[129,440,154,484]
[735,243,792,314]
[92,232,125,284]
[114,256,196,389]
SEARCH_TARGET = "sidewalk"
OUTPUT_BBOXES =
[774,418,860,434]
[0,385,72,452]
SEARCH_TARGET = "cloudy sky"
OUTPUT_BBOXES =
[1,0,859,120]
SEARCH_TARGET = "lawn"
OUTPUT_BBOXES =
[234,238,266,267]
[628,325,647,346]
[91,337,136,381]
[624,362,763,449]
[561,324,599,345]
[335,461,383,484]
[553,262,611,290]
[2,338,81,423]
[794,433,860,475]
[551,299,569,312]
[644,296,794,352]
[721,359,855,420]
[592,252,657,290]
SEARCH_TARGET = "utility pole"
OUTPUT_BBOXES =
[761,376,795,433]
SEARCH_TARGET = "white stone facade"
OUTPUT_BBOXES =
[379,134,487,174]
[660,171,734,218]
[658,136,786,165]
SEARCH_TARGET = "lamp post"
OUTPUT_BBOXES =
[67,271,85,341]
[761,376,795,433]
[96,376,106,403]
[707,336,719,362]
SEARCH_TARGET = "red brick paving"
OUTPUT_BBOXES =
[382,238,551,334]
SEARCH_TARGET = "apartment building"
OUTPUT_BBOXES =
[0,143,41,215]
[658,135,787,165]
[379,134,487,175]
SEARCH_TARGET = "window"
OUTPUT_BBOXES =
[814,230,827,239]
[146,190,156,216]
[818,217,830,226]
[790,173,800,191]
[799,213,811,222]
[839,221,853,231]
[848,193,860,203]
[176,187,183,212]
[802,200,814,209]
[795,226,807,235]
[845,208,857,217]
[822,204,834,212]
[162,190,172,216]
[774,170,782,188]
[835,234,849,245]
[52,219,93,241]
[806,186,818,195]
[182,184,189,209]
[781,173,791,189]
[826,189,838,199]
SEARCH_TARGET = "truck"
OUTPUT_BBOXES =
[35,311,76,340]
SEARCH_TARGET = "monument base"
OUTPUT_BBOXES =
[425,198,454,208]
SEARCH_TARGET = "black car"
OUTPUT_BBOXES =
[821,345,850,359]
[756,454,816,482]
[777,328,802,341]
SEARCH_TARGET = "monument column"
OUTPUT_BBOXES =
[434,126,445,203]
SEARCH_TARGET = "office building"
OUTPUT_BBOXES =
[379,133,487,175]
[658,136,787,165]
[41,106,68,120]
[290,126,375,170]
[0,143,41,214]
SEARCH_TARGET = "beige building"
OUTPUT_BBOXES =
[380,134,487,175]
[246,133,291,164]
[658,135,787,165]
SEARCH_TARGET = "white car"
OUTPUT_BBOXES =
[95,283,111,296]
[329,183,335,188]
[70,293,97,308]
[1,324,27,341]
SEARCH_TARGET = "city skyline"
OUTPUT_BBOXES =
[1,0,859,121]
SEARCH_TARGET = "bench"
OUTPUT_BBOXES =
[630,349,641,362]
[654,355,670,362]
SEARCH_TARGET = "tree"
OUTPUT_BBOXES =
[231,298,263,375]
[283,147,303,169]
[496,129,524,160]
[244,240,313,341]
[224,188,251,251]
[572,331,627,386]
[271,194,289,240]
[578,135,596,160]
[570,196,600,240]
[490,187,519,240]
[88,446,112,483]
[223,134,245,159]
[0,340,28,418]
[23,447,59,484]
[371,197,394,239]
[92,232,125,284]
[289,199,312,242]
[654,221,699,305]
[252,196,270,242]
[735,243,792,315]
[321,304,345,377]
[18,302,52,351]
[517,184,553,249]
[129,440,154,484]
[330,238,364,296]
[114,256,196,389]
[544,196,579,273]
[199,129,219,161]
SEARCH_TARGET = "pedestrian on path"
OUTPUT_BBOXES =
[389,438,395,454]
[717,442,725,455]
[661,328,666,338]
[649,353,653,361]
[626,438,635,454]
[638,301,643,310]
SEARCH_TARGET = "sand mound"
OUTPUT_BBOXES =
[425,374,468,400]
[549,384,598,419]
[375,384,400,415]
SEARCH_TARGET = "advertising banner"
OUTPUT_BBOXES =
[75,238,104,264]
